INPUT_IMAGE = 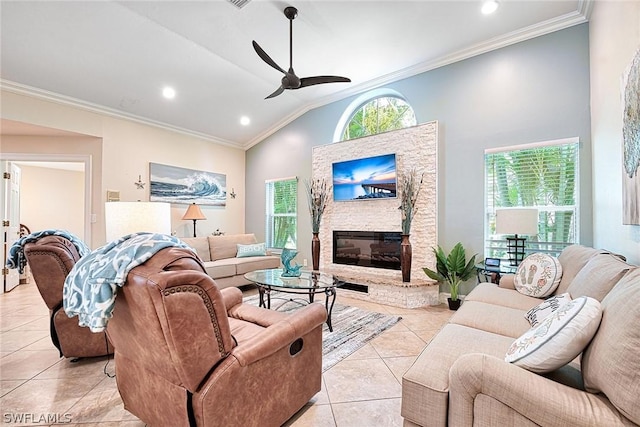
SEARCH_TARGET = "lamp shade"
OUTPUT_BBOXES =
[495,208,538,236]
[105,202,171,242]
[182,203,207,221]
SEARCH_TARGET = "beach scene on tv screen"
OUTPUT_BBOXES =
[332,153,397,201]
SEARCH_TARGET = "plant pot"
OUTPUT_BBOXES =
[447,297,461,311]
[401,234,412,282]
[311,232,320,271]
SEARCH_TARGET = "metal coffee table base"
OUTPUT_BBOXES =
[257,285,337,332]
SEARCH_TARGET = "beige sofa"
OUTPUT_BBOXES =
[181,234,280,289]
[402,245,640,426]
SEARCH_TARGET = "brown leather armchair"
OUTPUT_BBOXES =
[24,235,113,358]
[106,247,327,427]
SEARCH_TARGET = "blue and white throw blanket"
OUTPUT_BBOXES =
[63,232,195,332]
[6,229,90,274]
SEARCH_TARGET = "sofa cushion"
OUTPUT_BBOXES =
[236,242,267,258]
[465,283,542,311]
[402,324,515,427]
[235,256,280,275]
[555,245,601,294]
[449,301,532,338]
[582,268,640,425]
[202,259,237,279]
[514,253,562,298]
[566,253,631,301]
[180,237,211,262]
[524,293,572,327]
[505,296,602,373]
[208,234,257,261]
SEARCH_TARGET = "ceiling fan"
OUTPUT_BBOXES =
[252,6,351,99]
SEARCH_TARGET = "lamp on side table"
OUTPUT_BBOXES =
[182,203,207,237]
[496,208,538,266]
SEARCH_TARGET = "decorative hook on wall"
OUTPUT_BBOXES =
[134,175,146,189]
[229,188,237,199]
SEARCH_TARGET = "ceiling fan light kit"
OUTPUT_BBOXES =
[252,6,351,99]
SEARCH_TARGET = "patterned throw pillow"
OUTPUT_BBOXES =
[505,296,602,373]
[236,242,267,258]
[514,253,563,298]
[524,293,572,327]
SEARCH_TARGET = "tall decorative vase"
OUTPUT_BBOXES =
[311,232,321,271]
[401,234,412,282]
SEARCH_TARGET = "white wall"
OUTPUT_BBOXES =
[1,90,246,248]
[590,1,640,264]
[19,165,84,238]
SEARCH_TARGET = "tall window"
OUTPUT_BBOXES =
[485,138,579,258]
[341,96,416,141]
[265,177,297,249]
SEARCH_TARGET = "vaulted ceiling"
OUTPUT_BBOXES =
[0,1,590,149]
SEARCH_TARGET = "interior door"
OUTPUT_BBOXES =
[2,161,21,293]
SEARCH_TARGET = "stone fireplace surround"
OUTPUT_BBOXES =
[312,121,439,308]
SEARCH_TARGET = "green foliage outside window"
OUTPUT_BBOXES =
[266,178,297,249]
[342,97,416,141]
[486,142,579,257]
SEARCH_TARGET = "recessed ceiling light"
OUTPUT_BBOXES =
[240,116,250,126]
[162,87,176,99]
[481,0,499,15]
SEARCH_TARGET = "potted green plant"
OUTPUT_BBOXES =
[423,243,477,310]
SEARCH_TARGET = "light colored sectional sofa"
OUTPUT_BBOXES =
[402,245,640,426]
[181,234,280,289]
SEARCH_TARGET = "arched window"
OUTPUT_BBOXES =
[340,96,416,141]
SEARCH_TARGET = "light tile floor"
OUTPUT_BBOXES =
[0,281,452,427]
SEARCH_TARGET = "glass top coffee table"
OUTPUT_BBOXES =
[244,269,342,332]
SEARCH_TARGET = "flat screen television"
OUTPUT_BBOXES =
[332,153,397,201]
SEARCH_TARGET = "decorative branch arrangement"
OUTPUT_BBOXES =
[305,178,331,233]
[398,169,425,235]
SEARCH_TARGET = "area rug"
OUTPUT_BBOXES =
[243,293,401,372]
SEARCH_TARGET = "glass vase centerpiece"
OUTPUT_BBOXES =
[305,178,331,271]
[398,169,424,282]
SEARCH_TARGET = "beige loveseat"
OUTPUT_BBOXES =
[181,234,280,289]
[402,245,640,426]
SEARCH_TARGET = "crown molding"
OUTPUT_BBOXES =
[243,6,591,150]
[2,2,592,152]
[0,79,245,150]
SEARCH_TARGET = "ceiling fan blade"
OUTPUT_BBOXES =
[265,85,285,99]
[252,40,286,75]
[299,76,351,88]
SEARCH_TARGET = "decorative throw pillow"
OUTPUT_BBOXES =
[524,293,572,327]
[514,253,563,298]
[505,296,602,373]
[236,242,267,258]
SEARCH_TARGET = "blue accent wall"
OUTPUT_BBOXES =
[246,23,591,273]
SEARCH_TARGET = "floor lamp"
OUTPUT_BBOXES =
[105,202,172,242]
[495,208,538,266]
[182,203,206,237]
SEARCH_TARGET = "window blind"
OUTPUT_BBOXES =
[485,139,579,258]
[265,177,298,249]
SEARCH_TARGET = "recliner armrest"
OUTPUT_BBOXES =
[449,353,631,426]
[231,303,327,367]
[220,287,243,310]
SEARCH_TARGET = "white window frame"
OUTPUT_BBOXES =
[265,176,298,250]
[484,137,580,259]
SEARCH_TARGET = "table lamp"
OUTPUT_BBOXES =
[182,203,207,237]
[105,201,171,242]
[495,208,538,266]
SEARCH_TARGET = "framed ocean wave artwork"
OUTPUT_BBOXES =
[149,163,227,206]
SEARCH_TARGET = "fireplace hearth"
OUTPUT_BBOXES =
[333,230,402,270]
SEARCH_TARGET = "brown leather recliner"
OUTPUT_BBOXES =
[106,247,327,427]
[23,235,113,358]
